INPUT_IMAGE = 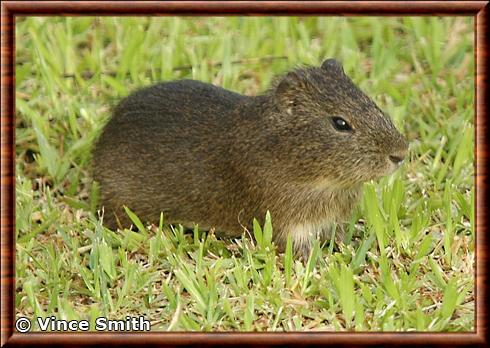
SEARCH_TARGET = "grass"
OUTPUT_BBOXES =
[15,16,474,331]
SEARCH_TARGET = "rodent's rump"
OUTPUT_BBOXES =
[93,59,409,259]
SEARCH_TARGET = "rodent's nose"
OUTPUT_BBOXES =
[387,135,409,166]
[389,151,406,165]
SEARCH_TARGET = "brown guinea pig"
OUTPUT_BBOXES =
[93,59,408,259]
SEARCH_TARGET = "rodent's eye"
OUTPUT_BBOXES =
[331,117,352,132]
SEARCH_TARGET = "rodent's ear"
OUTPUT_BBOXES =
[321,59,345,75]
[275,71,304,114]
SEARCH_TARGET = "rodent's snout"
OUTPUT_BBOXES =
[388,139,409,167]
[389,152,406,165]
[381,145,408,176]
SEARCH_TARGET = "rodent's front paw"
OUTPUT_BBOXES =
[296,244,312,263]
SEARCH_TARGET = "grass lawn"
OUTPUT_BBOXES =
[15,16,474,331]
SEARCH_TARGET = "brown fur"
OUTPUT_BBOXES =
[93,59,408,259]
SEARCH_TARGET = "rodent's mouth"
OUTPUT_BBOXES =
[313,154,406,188]
[356,161,402,184]
[381,158,405,178]
[365,152,407,180]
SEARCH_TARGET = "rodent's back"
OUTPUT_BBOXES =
[95,80,247,167]
[105,80,246,132]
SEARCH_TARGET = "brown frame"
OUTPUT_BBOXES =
[1,1,488,346]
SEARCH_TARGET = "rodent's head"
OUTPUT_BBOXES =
[269,59,409,188]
